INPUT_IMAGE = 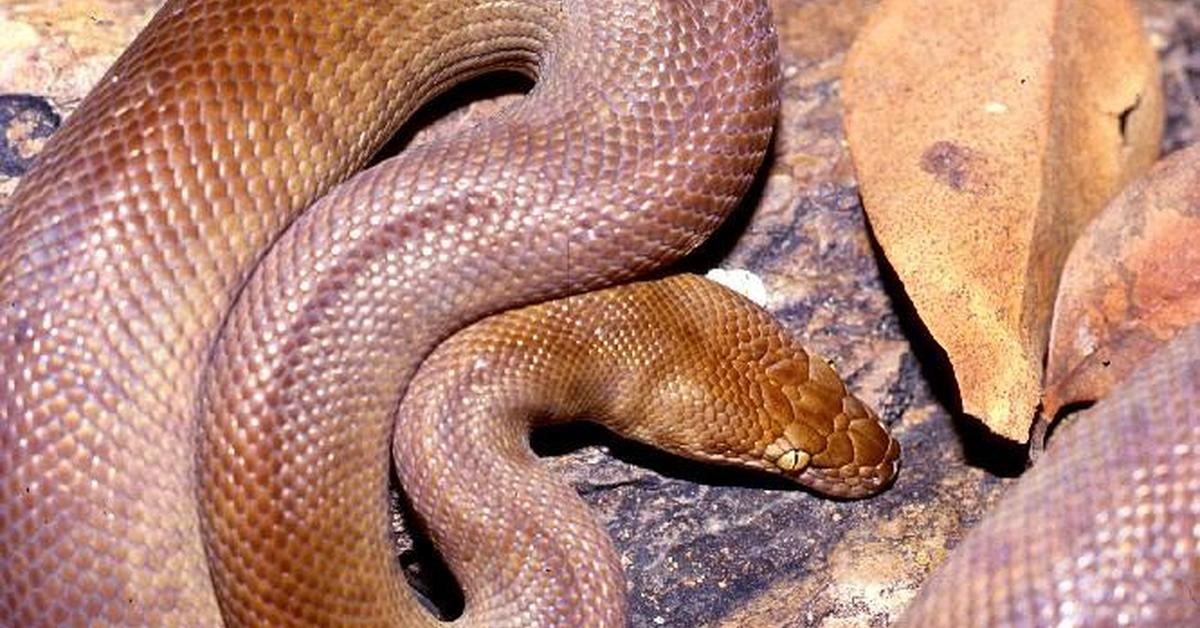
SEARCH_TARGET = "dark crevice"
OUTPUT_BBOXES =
[1043,398,1096,444]
[1026,397,1097,464]
[390,468,465,621]
[367,71,534,170]
[1116,93,1142,147]
[532,421,800,493]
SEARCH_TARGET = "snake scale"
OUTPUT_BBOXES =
[0,0,1196,626]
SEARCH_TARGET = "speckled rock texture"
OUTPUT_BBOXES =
[2,1,1197,625]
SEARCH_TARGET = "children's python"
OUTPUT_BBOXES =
[0,1,900,625]
[4,0,1195,626]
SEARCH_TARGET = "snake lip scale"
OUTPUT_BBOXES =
[0,1,903,626]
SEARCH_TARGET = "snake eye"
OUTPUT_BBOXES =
[764,438,812,475]
[776,449,811,472]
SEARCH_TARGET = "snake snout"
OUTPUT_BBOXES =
[810,414,900,499]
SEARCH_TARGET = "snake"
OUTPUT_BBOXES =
[0,1,902,625]
[3,0,1196,625]
[900,324,1200,626]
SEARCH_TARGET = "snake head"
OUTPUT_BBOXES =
[756,355,900,499]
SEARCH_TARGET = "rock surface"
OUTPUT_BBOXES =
[1,0,1197,625]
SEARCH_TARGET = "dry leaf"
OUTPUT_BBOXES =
[842,0,1162,440]
[1044,144,1200,419]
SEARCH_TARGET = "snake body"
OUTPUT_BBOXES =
[901,325,1200,626]
[0,1,902,625]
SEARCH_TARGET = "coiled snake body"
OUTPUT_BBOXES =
[0,1,900,625]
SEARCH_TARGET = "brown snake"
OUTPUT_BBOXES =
[4,1,1195,626]
[0,1,901,625]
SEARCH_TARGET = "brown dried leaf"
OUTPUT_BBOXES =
[1044,144,1200,419]
[842,0,1163,440]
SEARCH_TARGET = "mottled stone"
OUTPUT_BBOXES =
[2,0,1198,626]
[0,94,59,177]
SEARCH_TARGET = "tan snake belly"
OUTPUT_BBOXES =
[0,1,900,625]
